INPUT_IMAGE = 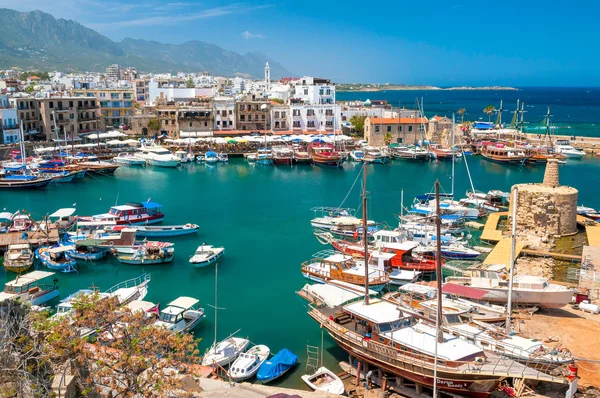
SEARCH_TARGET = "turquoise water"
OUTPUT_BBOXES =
[1,157,600,389]
[338,87,600,137]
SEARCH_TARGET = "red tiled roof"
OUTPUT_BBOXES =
[442,283,488,300]
[213,130,343,136]
[367,117,428,124]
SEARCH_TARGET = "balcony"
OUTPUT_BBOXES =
[79,104,97,110]
[54,108,70,113]
[55,119,70,125]
[78,116,96,122]
[3,124,18,129]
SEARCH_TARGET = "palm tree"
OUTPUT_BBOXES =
[483,105,496,124]
[457,108,466,124]
[384,132,392,146]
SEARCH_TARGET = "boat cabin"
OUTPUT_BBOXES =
[155,296,204,332]
[0,270,59,304]
[107,202,162,219]
[49,208,77,230]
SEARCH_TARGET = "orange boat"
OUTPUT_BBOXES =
[310,144,344,167]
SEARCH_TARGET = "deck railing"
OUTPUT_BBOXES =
[105,273,150,294]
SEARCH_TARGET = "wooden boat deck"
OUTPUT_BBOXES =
[483,237,524,266]
[480,212,507,243]
[0,229,60,251]
[579,216,600,247]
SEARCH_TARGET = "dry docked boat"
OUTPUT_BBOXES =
[80,201,164,225]
[229,344,271,382]
[154,296,205,333]
[3,243,34,273]
[445,263,573,308]
[0,271,59,306]
[202,334,250,367]
[300,250,389,292]
[480,143,529,165]
[301,366,345,395]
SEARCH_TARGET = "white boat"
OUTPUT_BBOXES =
[189,244,224,267]
[349,150,365,162]
[301,366,345,395]
[202,336,250,367]
[0,271,59,306]
[134,223,199,238]
[112,153,146,166]
[154,296,205,333]
[389,269,421,286]
[205,150,219,164]
[219,153,229,162]
[116,246,174,265]
[390,145,430,161]
[554,140,585,158]
[445,263,574,308]
[196,153,205,162]
[137,144,180,167]
[229,344,271,382]
[36,245,78,273]
[363,147,388,164]
[245,153,257,163]
[174,150,190,163]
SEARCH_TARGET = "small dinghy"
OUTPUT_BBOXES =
[116,246,174,265]
[189,244,224,267]
[229,344,270,382]
[301,366,345,395]
[35,245,77,273]
[135,223,199,238]
[65,241,107,261]
[202,336,250,367]
[256,348,297,384]
[4,243,34,273]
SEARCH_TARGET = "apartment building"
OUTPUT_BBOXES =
[236,99,271,131]
[290,104,341,134]
[0,97,19,144]
[134,79,150,103]
[270,103,289,133]
[105,64,121,82]
[291,77,335,105]
[11,98,41,138]
[214,97,235,132]
[73,88,135,127]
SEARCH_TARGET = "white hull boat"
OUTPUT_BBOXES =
[301,366,345,395]
[229,344,271,382]
[202,336,250,367]
[189,244,224,267]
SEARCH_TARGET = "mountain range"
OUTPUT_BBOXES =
[0,8,291,78]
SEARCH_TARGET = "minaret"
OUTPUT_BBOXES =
[264,61,271,91]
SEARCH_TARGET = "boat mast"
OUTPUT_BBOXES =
[544,107,552,147]
[52,111,63,163]
[214,261,218,349]
[433,180,443,398]
[506,187,518,334]
[362,163,369,305]
[19,120,26,168]
[451,114,455,198]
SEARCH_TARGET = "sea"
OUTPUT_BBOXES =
[337,87,600,137]
[1,87,599,390]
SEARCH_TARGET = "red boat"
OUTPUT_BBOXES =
[428,144,454,160]
[310,144,344,167]
[330,239,439,272]
[272,147,294,165]
[80,202,164,225]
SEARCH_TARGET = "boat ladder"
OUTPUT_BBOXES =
[306,344,320,374]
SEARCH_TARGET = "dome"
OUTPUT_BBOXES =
[364,99,372,106]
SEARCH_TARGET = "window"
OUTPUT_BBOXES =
[274,111,280,118]
[281,112,286,118]
[281,121,286,128]
[49,101,54,108]
[261,114,265,120]
[304,89,308,95]
[398,126,402,132]
[229,110,232,115]
[240,115,245,121]
[307,109,315,116]
[229,120,233,126]
[375,125,380,132]
[69,101,73,107]
[293,110,300,116]
[222,110,227,117]
[172,120,175,125]
[319,89,324,95]
[397,137,403,143]
[216,121,220,126]
[420,125,424,132]
[204,121,207,126]
[387,126,391,132]
[326,89,331,95]
[325,121,333,127]
[247,105,252,111]
[239,105,244,111]
[408,126,413,132]
[110,93,119,99]
[307,121,315,128]
[275,121,280,128]
[123,93,132,99]
[293,121,301,128]
[255,114,259,120]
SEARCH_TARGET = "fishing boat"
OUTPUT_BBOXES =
[112,153,146,166]
[480,143,529,165]
[0,174,52,189]
[577,205,600,221]
[256,148,273,166]
[310,144,344,167]
[293,148,311,164]
[189,244,224,267]
[229,345,271,382]
[174,150,190,163]
[301,367,345,395]
[3,243,34,273]
[272,147,294,165]
[154,296,205,333]
[137,144,180,167]
[301,250,390,292]
[115,246,174,265]
[428,144,454,160]
[256,349,298,384]
[205,150,219,164]
[64,241,108,261]
[8,213,32,232]
[363,147,388,164]
[349,150,365,162]
[134,223,199,238]
[554,140,585,158]
[80,201,164,225]
[390,145,430,161]
[196,153,205,162]
[218,153,229,162]
[445,263,573,308]
[35,245,78,273]
[0,271,59,306]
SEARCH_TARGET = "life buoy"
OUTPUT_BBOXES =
[109,241,114,246]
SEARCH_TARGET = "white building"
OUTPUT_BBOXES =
[267,84,291,103]
[105,64,121,82]
[232,77,246,94]
[290,104,341,134]
[290,77,335,105]
[213,97,236,131]
[0,103,19,144]
[147,79,215,105]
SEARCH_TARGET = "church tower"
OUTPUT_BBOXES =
[264,61,271,91]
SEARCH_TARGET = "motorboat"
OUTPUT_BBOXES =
[256,348,298,384]
[35,245,78,273]
[411,196,481,220]
[445,263,574,308]
[577,205,600,221]
[202,335,250,367]
[137,144,180,167]
[363,147,388,164]
[189,244,224,267]
[301,366,345,395]
[196,153,205,162]
[174,150,190,163]
[388,269,421,286]
[8,213,32,232]
[115,246,174,265]
[3,243,34,273]
[554,140,585,158]
[154,296,205,333]
[428,144,454,160]
[272,147,294,165]
[0,271,59,306]
[134,223,199,237]
[219,153,229,162]
[480,143,529,165]
[205,150,219,164]
[414,244,481,260]
[244,153,257,163]
[349,150,365,162]
[63,239,108,261]
[229,345,271,382]
[256,148,273,166]
[390,145,430,161]
[80,201,164,225]
[112,153,146,166]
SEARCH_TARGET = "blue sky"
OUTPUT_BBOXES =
[2,0,598,85]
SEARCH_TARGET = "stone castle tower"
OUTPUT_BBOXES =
[509,159,578,238]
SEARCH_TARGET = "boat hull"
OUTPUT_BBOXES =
[135,225,199,237]
[35,249,77,273]
[0,177,52,189]
[117,256,174,265]
[190,250,224,268]
[147,159,180,168]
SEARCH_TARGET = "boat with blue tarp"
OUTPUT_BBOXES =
[256,348,298,383]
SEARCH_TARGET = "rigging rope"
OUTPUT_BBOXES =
[337,163,364,210]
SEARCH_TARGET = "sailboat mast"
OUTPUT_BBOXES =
[362,164,370,305]
[506,188,518,334]
[435,181,443,342]
[19,120,26,167]
[214,262,218,347]
[52,111,63,162]
[451,114,455,198]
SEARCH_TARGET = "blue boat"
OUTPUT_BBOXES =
[256,348,298,383]
[61,239,108,261]
[35,245,77,273]
[205,150,219,164]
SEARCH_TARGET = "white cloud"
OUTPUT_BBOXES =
[242,31,264,39]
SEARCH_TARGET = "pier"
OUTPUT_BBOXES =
[483,237,523,265]
[480,211,507,243]
[0,229,60,251]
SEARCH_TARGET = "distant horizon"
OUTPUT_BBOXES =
[0,1,598,86]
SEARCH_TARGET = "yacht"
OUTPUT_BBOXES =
[154,296,205,333]
[554,140,585,158]
[137,144,180,167]
[112,153,146,166]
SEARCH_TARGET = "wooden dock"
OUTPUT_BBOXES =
[483,237,524,266]
[0,229,60,251]
[480,211,507,243]
[521,249,581,262]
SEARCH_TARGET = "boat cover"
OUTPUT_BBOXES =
[257,349,297,381]
[141,201,162,209]
[442,283,488,300]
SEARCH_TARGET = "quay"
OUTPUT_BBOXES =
[0,229,60,251]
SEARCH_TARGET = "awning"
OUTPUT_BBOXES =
[442,283,488,300]
[180,131,213,138]
[49,208,76,218]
